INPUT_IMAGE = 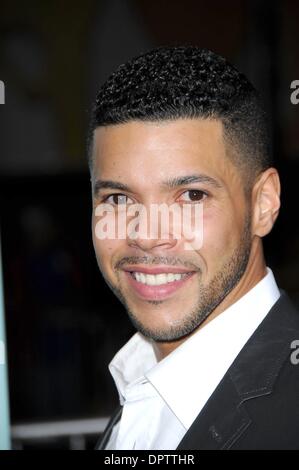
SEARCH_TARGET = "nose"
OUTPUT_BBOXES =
[128,234,178,252]
[126,203,179,252]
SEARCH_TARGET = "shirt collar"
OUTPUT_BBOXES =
[109,267,280,427]
[108,331,157,404]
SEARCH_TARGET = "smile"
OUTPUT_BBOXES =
[124,270,196,301]
[131,271,190,285]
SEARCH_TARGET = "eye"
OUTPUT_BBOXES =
[103,193,133,205]
[178,189,208,203]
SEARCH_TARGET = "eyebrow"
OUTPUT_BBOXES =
[93,179,131,197]
[93,173,222,197]
[161,174,223,190]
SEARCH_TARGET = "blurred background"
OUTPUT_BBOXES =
[0,0,298,450]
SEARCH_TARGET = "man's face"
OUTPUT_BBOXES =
[91,119,252,342]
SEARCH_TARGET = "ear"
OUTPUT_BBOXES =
[252,168,281,238]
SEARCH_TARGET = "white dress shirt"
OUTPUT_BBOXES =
[105,267,280,450]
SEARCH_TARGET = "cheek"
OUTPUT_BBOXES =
[199,209,240,261]
[93,237,121,266]
[92,214,121,271]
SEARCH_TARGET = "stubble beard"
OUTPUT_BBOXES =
[100,216,252,343]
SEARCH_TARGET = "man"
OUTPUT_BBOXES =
[89,46,299,449]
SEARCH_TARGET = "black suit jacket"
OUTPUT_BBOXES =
[96,291,299,450]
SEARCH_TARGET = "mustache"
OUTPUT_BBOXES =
[115,256,200,271]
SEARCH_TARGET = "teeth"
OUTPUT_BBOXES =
[133,272,189,285]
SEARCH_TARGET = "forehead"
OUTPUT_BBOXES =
[92,119,239,188]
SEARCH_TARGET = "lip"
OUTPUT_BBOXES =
[122,265,195,275]
[123,270,196,301]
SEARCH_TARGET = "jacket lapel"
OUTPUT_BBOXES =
[177,291,299,449]
[95,405,123,450]
[177,374,251,449]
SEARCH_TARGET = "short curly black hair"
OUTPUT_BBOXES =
[88,46,272,188]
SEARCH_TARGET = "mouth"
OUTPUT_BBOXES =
[122,267,197,301]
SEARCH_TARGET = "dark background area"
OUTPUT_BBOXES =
[0,0,298,447]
